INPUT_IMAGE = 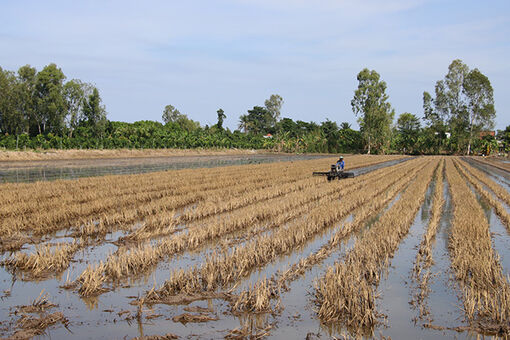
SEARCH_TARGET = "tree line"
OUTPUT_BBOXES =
[0,60,505,155]
[0,64,107,142]
[350,59,498,155]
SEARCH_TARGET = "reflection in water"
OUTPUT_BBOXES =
[0,154,329,183]
[81,295,99,310]
[462,158,510,193]
[467,181,492,223]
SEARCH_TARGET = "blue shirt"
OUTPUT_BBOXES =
[336,160,344,170]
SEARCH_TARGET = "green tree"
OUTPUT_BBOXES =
[320,119,339,153]
[16,65,37,135]
[479,135,498,156]
[422,91,447,154]
[82,87,107,138]
[425,59,496,154]
[499,125,510,154]
[296,120,319,135]
[463,68,495,155]
[351,68,394,154]
[175,115,200,133]
[340,122,351,130]
[275,117,298,137]
[436,60,469,153]
[0,67,19,135]
[396,113,421,154]
[162,104,183,124]
[238,106,272,134]
[64,79,90,137]
[34,63,66,135]
[264,94,283,126]
[216,108,226,130]
[238,114,251,133]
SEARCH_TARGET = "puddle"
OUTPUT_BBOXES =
[234,168,414,293]
[469,183,510,276]
[264,221,362,339]
[0,238,237,339]
[458,161,510,215]
[376,203,430,338]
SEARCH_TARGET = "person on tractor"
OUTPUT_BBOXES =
[336,156,345,172]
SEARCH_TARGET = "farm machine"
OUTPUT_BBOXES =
[313,164,354,181]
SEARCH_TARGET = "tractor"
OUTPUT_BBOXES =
[313,164,354,181]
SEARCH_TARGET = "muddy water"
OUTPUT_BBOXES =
[471,183,510,277]
[0,160,413,339]
[0,154,329,183]
[268,177,473,339]
[489,210,510,277]
[0,239,236,339]
[462,157,510,193]
[266,184,407,339]
[422,180,467,330]
[237,177,409,292]
[376,181,434,337]
[377,179,467,339]
[236,215,348,292]
[350,157,411,176]
[9,159,510,339]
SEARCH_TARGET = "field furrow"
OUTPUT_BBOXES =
[2,157,405,282]
[71,159,418,295]
[141,159,426,305]
[233,159,427,312]
[0,156,399,247]
[5,155,510,339]
[472,157,510,173]
[313,157,437,333]
[411,159,445,322]
[445,158,510,333]
[0,163,304,236]
[460,159,510,206]
[454,159,510,230]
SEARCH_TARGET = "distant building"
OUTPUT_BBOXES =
[479,131,496,138]
[263,133,273,139]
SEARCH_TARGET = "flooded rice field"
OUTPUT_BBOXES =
[1,155,510,339]
[0,153,329,183]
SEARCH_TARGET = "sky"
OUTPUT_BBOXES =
[1,0,509,131]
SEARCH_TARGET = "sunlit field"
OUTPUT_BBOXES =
[1,154,509,339]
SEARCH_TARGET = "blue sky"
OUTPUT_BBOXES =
[1,0,509,130]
